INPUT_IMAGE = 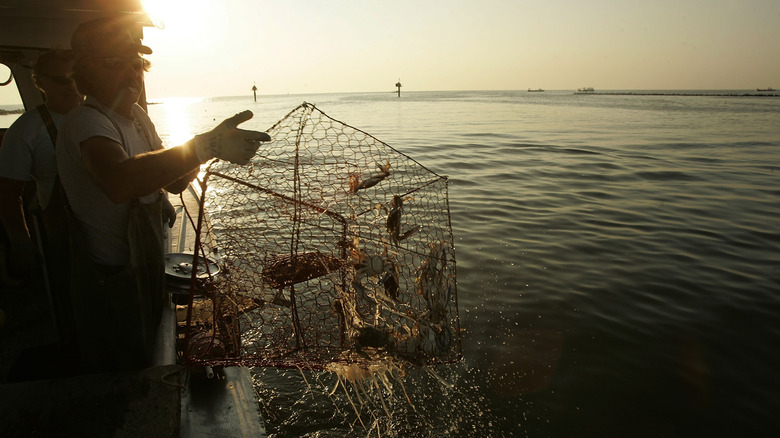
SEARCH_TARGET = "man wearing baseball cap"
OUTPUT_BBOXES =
[57,16,270,371]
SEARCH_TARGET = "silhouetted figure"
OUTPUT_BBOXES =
[58,17,271,372]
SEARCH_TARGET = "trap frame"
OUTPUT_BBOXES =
[179,103,461,369]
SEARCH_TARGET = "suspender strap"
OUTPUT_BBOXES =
[131,106,159,151]
[37,104,58,146]
[34,104,70,210]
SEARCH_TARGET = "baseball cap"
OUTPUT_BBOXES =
[71,16,152,58]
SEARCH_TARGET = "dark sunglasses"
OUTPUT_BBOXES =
[37,73,74,86]
[94,56,150,72]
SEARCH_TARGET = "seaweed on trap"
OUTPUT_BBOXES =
[179,102,461,371]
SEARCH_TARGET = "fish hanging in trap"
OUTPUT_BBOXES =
[180,102,461,369]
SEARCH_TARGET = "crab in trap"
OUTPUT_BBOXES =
[349,238,399,303]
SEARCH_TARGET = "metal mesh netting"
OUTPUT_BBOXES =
[180,103,460,369]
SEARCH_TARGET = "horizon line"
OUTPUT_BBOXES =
[146,87,777,102]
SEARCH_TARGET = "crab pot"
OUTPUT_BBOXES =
[181,103,461,369]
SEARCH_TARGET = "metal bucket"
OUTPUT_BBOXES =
[164,253,220,304]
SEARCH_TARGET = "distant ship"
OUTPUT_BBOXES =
[756,87,775,92]
[577,87,595,93]
[527,88,544,92]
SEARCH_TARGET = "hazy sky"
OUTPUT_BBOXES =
[3,0,780,102]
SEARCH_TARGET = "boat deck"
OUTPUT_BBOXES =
[0,363,264,437]
[0,365,181,437]
[0,276,61,382]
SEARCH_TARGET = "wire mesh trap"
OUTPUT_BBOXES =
[179,102,461,369]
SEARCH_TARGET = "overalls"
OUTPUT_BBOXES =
[35,105,78,363]
[66,105,167,373]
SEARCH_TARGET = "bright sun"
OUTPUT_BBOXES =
[142,0,208,31]
[141,0,219,56]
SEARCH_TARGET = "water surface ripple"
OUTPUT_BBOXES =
[150,90,780,436]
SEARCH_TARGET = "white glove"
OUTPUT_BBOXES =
[191,110,271,164]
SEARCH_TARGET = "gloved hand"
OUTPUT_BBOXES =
[191,110,271,164]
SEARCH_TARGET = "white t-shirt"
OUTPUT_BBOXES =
[57,96,163,266]
[0,105,66,209]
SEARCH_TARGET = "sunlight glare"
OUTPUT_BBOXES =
[142,0,208,31]
[156,97,202,147]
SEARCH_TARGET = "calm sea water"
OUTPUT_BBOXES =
[148,90,780,437]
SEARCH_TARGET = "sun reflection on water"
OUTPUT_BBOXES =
[153,96,202,147]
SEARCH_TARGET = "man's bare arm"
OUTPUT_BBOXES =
[80,137,201,204]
